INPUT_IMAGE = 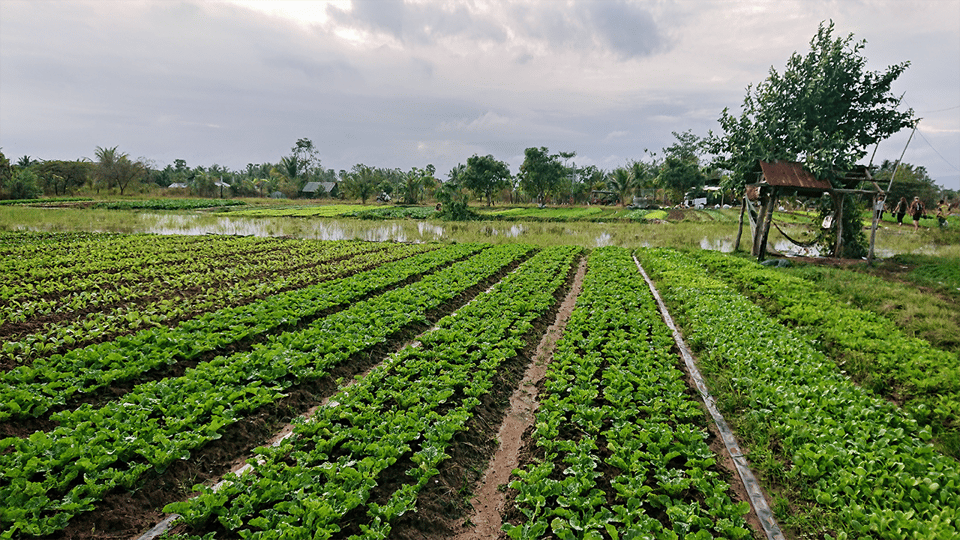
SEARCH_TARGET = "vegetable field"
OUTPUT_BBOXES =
[1,231,957,539]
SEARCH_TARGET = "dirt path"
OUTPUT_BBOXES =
[453,257,587,539]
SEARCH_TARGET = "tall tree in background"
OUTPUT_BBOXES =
[34,160,92,196]
[605,167,633,206]
[16,156,37,168]
[711,20,914,190]
[462,154,511,206]
[291,138,321,175]
[658,131,706,203]
[0,151,13,196]
[93,146,146,195]
[403,165,436,204]
[518,147,566,205]
[340,164,378,204]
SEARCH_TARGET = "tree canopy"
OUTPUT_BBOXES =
[711,20,915,191]
[518,147,566,205]
[462,154,511,206]
[93,146,146,195]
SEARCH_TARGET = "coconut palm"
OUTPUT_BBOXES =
[606,167,633,206]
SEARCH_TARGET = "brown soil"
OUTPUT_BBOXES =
[452,256,587,539]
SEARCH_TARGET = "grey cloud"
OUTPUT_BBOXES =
[505,1,670,60]
[327,0,506,45]
[266,55,365,85]
[581,0,667,58]
[325,1,667,59]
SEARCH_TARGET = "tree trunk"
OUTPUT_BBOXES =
[833,193,845,257]
[752,189,772,257]
[757,187,780,262]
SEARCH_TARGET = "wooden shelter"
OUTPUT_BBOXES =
[735,160,883,262]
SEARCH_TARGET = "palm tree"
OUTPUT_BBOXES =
[93,146,144,195]
[606,167,633,206]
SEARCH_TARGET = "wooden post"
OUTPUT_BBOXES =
[833,193,845,257]
[734,195,747,251]
[867,193,882,265]
[758,187,780,262]
[753,188,773,257]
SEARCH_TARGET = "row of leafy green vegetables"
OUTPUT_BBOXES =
[688,249,960,460]
[0,197,93,206]
[1,238,426,365]
[0,232,232,286]
[0,235,384,325]
[0,241,477,423]
[506,247,751,540]
[165,245,581,539]
[0,242,535,537]
[637,248,960,538]
[0,232,376,305]
[89,198,248,211]
[0,233,297,300]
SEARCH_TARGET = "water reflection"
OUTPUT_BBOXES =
[135,213,740,250]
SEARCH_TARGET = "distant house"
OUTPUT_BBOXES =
[167,183,189,189]
[300,181,339,198]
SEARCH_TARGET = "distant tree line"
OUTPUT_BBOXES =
[0,133,728,207]
[1,126,953,212]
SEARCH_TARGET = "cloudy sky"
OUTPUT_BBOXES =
[2,0,958,189]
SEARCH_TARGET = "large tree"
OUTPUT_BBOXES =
[712,21,914,258]
[462,154,511,206]
[518,147,566,205]
[658,131,706,203]
[34,160,93,196]
[402,165,436,205]
[711,21,915,190]
[93,146,146,195]
[0,151,13,193]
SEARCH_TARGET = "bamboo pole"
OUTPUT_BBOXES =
[734,195,747,251]
[833,193,845,257]
[868,192,882,264]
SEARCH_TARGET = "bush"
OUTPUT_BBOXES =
[3,169,43,200]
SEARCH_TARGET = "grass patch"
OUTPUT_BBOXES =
[342,206,438,220]
[783,261,960,356]
[224,204,370,217]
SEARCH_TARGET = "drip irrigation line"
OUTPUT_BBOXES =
[635,256,786,540]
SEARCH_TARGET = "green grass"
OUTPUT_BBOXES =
[223,204,370,217]
[342,206,438,220]
[782,261,960,356]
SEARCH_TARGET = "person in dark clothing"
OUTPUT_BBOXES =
[909,196,924,231]
[893,196,907,226]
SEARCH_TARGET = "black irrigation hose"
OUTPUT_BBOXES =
[634,255,786,540]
